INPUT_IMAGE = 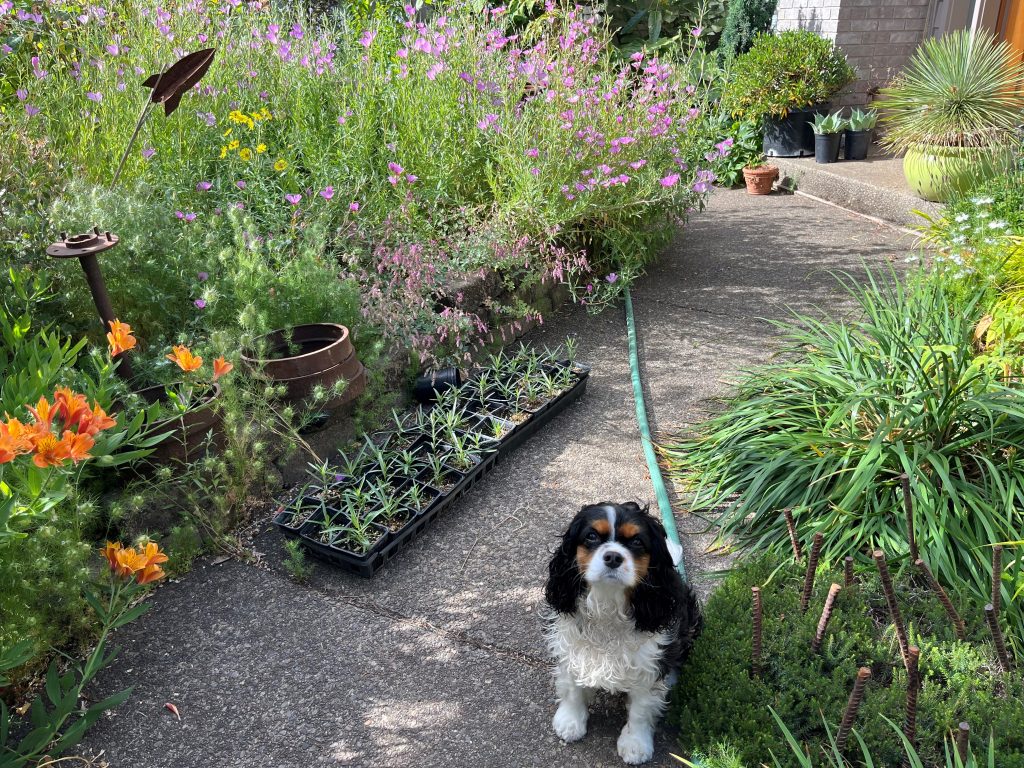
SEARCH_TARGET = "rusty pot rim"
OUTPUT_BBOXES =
[241,323,350,367]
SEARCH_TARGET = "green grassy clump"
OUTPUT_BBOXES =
[670,557,1024,768]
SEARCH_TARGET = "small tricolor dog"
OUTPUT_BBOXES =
[544,502,702,764]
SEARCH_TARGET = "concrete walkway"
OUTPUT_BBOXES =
[81,189,910,768]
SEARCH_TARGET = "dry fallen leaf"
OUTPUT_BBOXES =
[164,702,181,720]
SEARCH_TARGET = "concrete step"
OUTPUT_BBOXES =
[771,153,943,231]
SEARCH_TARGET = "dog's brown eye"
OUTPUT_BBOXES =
[627,536,644,549]
[584,530,601,544]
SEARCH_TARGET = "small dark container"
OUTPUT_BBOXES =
[763,104,828,158]
[844,129,872,161]
[413,367,463,404]
[814,133,842,164]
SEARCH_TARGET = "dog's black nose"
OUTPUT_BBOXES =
[603,551,624,569]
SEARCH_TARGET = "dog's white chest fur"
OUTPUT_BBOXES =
[547,585,669,693]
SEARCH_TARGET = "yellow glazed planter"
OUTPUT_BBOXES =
[903,144,1014,203]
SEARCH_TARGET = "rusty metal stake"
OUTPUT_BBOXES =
[836,667,871,752]
[800,532,824,613]
[874,550,911,668]
[812,583,842,653]
[844,555,855,588]
[992,545,1003,618]
[46,229,133,380]
[752,586,763,679]
[915,559,967,641]
[784,508,802,561]
[901,473,918,562]
[955,722,970,765]
[901,646,921,768]
[985,604,1013,673]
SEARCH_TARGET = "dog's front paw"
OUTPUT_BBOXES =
[552,702,588,743]
[617,724,654,764]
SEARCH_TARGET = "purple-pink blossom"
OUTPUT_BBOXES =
[285,193,302,205]
[660,174,680,187]
[142,147,156,159]
[236,180,247,189]
[196,181,212,191]
[359,29,376,48]
[350,201,360,212]
[606,273,618,284]
[194,299,207,309]
[320,186,334,200]
[86,91,103,102]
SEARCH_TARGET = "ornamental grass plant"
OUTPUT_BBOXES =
[663,269,1024,651]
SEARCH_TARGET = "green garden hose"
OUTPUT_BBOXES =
[623,285,686,580]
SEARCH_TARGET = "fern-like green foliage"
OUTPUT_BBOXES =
[716,0,777,63]
[669,557,1024,767]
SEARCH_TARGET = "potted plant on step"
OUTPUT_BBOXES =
[843,108,877,161]
[741,153,779,195]
[875,29,1024,202]
[811,112,847,164]
[723,30,856,158]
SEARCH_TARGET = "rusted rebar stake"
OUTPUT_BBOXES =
[874,550,911,668]
[800,533,824,613]
[992,545,1003,617]
[812,583,842,653]
[844,556,855,588]
[783,508,802,561]
[915,558,967,641]
[955,722,970,765]
[836,667,871,752]
[985,603,1013,673]
[752,586,763,679]
[901,473,918,562]
[901,646,921,768]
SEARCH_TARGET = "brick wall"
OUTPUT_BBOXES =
[775,0,931,108]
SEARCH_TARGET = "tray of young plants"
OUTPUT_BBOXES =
[271,341,590,576]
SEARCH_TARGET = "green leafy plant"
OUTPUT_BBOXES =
[847,108,878,132]
[875,30,1024,153]
[669,557,1024,767]
[663,269,1024,648]
[717,0,778,63]
[810,112,848,135]
[722,31,856,123]
[711,120,765,186]
[281,538,313,583]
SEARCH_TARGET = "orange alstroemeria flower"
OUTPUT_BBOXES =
[79,403,117,436]
[32,432,70,468]
[166,345,203,372]
[100,541,123,572]
[135,542,169,584]
[53,387,90,429]
[0,418,34,464]
[212,356,233,381]
[100,541,167,584]
[59,430,94,463]
[26,396,55,430]
[107,319,137,357]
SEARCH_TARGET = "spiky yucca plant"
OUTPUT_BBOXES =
[876,30,1024,152]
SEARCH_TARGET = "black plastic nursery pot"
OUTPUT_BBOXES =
[272,359,590,577]
[763,105,827,158]
[814,133,842,164]
[412,367,463,404]
[844,129,872,161]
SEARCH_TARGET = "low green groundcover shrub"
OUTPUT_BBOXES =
[670,557,1024,767]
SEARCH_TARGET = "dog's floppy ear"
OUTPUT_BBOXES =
[545,510,587,615]
[630,515,686,633]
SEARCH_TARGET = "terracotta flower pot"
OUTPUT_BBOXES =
[742,165,779,195]
[242,323,366,406]
[136,382,222,464]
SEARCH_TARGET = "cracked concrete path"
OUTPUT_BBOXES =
[80,189,911,767]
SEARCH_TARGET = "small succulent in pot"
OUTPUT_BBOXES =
[811,111,847,164]
[844,108,877,161]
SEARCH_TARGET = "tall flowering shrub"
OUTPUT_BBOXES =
[2,0,721,359]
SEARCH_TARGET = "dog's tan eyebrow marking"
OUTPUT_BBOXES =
[619,522,641,539]
[592,519,610,536]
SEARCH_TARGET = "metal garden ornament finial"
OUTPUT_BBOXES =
[49,47,216,382]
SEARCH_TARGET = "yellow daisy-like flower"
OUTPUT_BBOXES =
[227,139,240,150]
[256,143,267,154]
[222,127,232,137]
[259,108,272,120]
[219,145,228,159]
[273,158,288,172]
[239,147,252,161]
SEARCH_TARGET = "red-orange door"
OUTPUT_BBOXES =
[1001,0,1024,61]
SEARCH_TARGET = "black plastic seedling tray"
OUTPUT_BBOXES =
[272,361,589,577]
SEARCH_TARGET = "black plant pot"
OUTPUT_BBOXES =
[844,129,873,161]
[413,367,463,404]
[764,104,828,158]
[814,133,842,164]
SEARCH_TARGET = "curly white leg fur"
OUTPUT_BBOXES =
[552,665,589,742]
[616,686,666,764]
